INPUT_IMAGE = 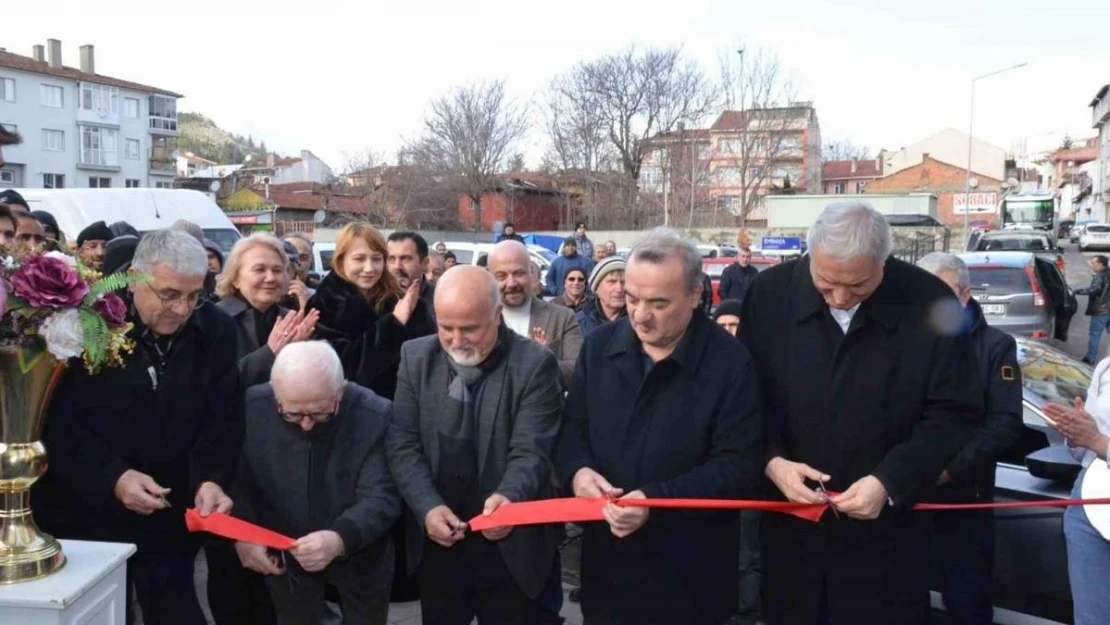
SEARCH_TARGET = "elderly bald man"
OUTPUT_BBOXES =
[487,240,582,386]
[387,265,565,625]
[233,341,400,625]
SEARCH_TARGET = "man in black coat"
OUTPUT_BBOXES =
[918,252,1024,625]
[556,228,764,625]
[740,202,982,625]
[36,229,243,625]
[719,247,759,302]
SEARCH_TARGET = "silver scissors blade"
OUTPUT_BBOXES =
[816,482,838,519]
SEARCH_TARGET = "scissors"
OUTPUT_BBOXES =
[815,481,839,519]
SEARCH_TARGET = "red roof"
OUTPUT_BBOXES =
[822,158,883,180]
[1049,146,1098,164]
[0,49,183,97]
[711,111,747,131]
[263,183,368,213]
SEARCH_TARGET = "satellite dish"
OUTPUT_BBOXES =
[969,177,980,189]
[244,154,253,163]
[209,181,221,193]
[313,209,327,224]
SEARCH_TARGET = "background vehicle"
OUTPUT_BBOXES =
[1000,192,1056,232]
[14,188,241,258]
[1057,220,1075,240]
[967,230,1066,273]
[443,241,555,287]
[1078,223,1110,251]
[702,256,778,306]
[1070,220,1096,243]
[929,336,1090,625]
[958,252,1076,341]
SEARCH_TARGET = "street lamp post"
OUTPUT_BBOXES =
[964,62,1028,245]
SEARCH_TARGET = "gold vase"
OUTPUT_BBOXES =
[0,347,66,583]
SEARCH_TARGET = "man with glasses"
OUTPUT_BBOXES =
[37,229,244,625]
[233,341,400,625]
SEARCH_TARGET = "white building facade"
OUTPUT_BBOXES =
[0,39,181,190]
[1093,84,1110,221]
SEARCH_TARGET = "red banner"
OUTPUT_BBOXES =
[184,509,296,550]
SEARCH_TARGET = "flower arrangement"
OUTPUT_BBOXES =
[0,249,147,373]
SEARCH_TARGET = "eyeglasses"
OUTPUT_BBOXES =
[566,277,585,282]
[145,282,204,310]
[279,400,338,423]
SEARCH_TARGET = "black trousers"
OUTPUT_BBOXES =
[205,541,277,625]
[126,545,207,625]
[935,508,995,625]
[264,542,393,625]
[418,536,562,625]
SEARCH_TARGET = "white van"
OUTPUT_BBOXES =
[12,188,241,257]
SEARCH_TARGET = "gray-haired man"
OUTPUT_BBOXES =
[37,229,243,625]
[234,341,400,625]
[918,252,1023,625]
[740,203,982,625]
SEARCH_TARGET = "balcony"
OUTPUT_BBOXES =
[150,116,178,135]
[78,149,120,172]
[1093,97,1109,128]
[149,94,179,136]
[149,138,177,176]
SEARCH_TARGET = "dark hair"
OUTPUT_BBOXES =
[386,231,429,260]
[565,267,588,281]
[0,203,15,229]
[563,236,577,247]
[575,221,587,230]
[444,251,457,262]
[503,222,515,230]
[0,126,21,147]
[476,255,488,267]
[1095,255,1109,268]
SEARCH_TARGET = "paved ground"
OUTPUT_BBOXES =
[1047,240,1106,361]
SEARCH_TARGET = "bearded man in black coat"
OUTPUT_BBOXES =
[740,202,982,625]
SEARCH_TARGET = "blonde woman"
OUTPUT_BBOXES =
[215,233,318,387]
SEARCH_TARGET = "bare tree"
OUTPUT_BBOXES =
[546,46,716,227]
[712,46,806,224]
[822,139,872,162]
[409,80,530,231]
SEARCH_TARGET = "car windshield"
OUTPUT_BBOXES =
[448,248,474,264]
[1087,225,1110,233]
[202,229,240,257]
[1016,339,1092,410]
[977,237,1049,251]
[968,266,1030,295]
[319,250,334,273]
[532,248,557,262]
[704,263,727,277]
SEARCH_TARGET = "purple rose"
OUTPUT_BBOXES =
[9,254,89,309]
[0,277,7,318]
[92,293,127,327]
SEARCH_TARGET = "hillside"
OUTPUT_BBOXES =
[177,112,270,165]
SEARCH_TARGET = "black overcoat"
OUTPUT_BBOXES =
[739,256,982,625]
[555,311,764,625]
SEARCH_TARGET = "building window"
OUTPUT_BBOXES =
[154,181,173,189]
[779,135,802,150]
[43,173,65,189]
[717,166,742,184]
[40,85,63,108]
[89,177,111,188]
[718,195,743,214]
[125,179,141,188]
[124,98,140,119]
[80,83,119,114]
[80,126,118,166]
[149,95,178,132]
[748,166,763,180]
[41,129,65,152]
[125,139,140,160]
[0,171,13,184]
[696,143,711,160]
[833,182,845,194]
[1,78,14,102]
[719,138,742,154]
[856,181,867,194]
[640,166,663,192]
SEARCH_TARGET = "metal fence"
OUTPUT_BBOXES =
[891,229,951,265]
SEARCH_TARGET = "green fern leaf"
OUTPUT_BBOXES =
[86,271,150,303]
[78,307,109,368]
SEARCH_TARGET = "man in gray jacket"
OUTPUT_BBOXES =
[387,265,565,625]
[233,341,400,625]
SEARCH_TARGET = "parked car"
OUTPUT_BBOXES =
[932,336,1092,625]
[1078,223,1110,252]
[967,229,1066,273]
[1071,220,1097,243]
[442,241,556,289]
[702,256,778,306]
[958,252,1077,341]
[1057,219,1075,240]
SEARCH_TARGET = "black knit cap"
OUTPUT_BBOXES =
[77,220,113,247]
[29,210,60,237]
[712,299,745,321]
[102,235,140,276]
[0,189,29,211]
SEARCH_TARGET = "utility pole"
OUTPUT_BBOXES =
[965,62,1027,245]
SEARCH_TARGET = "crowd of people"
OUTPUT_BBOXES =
[0,178,1105,625]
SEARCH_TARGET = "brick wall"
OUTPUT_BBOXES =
[458,191,564,232]
[864,156,1001,227]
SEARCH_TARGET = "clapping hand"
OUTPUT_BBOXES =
[393,282,421,326]
[531,327,548,347]
[1045,397,1109,453]
[266,309,319,354]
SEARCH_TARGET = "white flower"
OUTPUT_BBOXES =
[43,251,77,269]
[39,308,84,361]
[2,255,14,269]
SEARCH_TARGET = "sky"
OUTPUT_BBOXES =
[8,0,1110,171]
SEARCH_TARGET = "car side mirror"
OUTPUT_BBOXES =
[1025,445,1082,482]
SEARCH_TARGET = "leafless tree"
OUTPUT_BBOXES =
[545,46,717,227]
[822,139,872,162]
[409,80,530,231]
[712,46,807,225]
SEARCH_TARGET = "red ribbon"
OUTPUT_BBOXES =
[466,495,1110,531]
[184,509,297,550]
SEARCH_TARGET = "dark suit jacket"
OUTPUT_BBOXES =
[216,296,290,388]
[527,297,582,386]
[385,331,564,599]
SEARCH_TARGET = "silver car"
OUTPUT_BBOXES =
[958,252,1077,341]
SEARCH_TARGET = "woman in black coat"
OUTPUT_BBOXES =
[307,223,434,401]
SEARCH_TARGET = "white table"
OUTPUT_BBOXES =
[0,540,135,625]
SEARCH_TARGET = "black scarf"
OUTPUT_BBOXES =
[244,296,280,348]
[443,323,511,442]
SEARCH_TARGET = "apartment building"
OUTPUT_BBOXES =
[640,103,822,217]
[0,39,182,190]
[1092,84,1110,218]
[822,154,884,194]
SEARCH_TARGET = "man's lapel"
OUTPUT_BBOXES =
[476,360,507,481]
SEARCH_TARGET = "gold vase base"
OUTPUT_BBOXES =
[0,538,65,584]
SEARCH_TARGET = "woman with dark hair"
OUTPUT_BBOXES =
[551,267,588,312]
[307,222,434,400]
